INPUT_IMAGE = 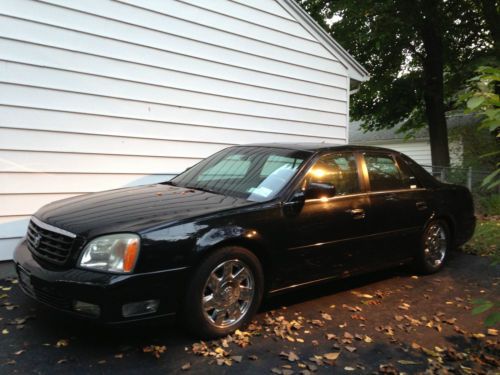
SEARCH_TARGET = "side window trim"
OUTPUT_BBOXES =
[363,151,410,193]
[304,151,364,197]
[394,154,423,189]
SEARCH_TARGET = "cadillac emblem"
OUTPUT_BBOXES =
[32,233,42,248]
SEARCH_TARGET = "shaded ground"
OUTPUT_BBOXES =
[1,252,499,374]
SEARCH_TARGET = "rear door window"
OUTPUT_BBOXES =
[364,153,415,191]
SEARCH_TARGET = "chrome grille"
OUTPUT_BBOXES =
[26,218,75,265]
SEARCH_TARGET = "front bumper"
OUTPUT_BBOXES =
[13,239,189,323]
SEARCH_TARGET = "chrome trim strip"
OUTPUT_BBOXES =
[30,216,77,239]
[269,274,339,294]
[288,226,421,251]
[304,188,427,203]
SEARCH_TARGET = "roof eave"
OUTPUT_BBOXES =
[278,0,369,82]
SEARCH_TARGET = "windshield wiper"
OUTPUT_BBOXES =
[185,185,219,195]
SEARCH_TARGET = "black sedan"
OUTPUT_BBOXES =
[14,144,476,337]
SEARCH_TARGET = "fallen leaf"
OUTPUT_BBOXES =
[345,345,357,353]
[248,355,258,360]
[344,366,356,371]
[2,329,8,335]
[14,350,25,356]
[323,352,340,361]
[231,355,242,363]
[398,303,410,310]
[379,364,398,374]
[288,351,300,362]
[364,335,373,343]
[143,345,167,359]
[352,291,373,299]
[397,360,420,365]
[181,362,191,371]
[321,312,332,321]
[271,368,282,374]
[311,319,324,327]
[443,318,457,325]
[411,342,421,350]
[114,353,123,359]
[487,328,498,336]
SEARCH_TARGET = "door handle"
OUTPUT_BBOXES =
[346,208,366,219]
[416,201,428,211]
[384,193,398,201]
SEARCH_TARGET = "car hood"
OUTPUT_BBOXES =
[35,184,255,238]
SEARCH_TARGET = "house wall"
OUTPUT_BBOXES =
[371,141,433,166]
[362,140,463,167]
[0,0,350,260]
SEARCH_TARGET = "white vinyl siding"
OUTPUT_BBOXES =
[359,140,462,168]
[373,141,433,166]
[0,0,352,260]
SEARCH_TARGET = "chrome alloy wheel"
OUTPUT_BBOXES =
[202,259,255,328]
[423,223,447,267]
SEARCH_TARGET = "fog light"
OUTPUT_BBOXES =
[73,300,101,317]
[122,299,159,317]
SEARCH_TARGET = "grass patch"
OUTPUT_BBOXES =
[463,218,499,257]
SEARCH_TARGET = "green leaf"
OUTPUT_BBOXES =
[467,96,485,110]
[472,301,494,315]
[481,169,500,187]
[484,312,500,327]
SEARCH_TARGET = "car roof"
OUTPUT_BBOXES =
[239,142,398,154]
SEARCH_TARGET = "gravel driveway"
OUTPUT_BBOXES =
[1,252,499,374]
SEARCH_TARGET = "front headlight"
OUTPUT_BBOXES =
[79,234,140,273]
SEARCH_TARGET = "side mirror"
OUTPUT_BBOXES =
[283,191,305,215]
[305,182,336,200]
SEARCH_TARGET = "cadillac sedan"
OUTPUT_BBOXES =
[14,144,476,337]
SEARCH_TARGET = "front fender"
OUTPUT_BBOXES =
[194,226,264,255]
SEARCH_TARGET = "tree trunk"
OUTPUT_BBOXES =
[418,0,450,167]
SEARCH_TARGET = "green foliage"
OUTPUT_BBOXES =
[475,194,500,216]
[296,0,497,133]
[448,119,498,171]
[464,219,499,256]
[472,299,500,327]
[467,220,500,327]
[456,66,500,190]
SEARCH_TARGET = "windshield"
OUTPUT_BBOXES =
[169,146,310,202]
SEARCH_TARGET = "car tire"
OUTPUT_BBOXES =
[414,219,451,274]
[182,246,264,338]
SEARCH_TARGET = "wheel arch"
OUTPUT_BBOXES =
[193,228,274,290]
[425,212,456,246]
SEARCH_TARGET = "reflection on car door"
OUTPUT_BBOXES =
[362,152,431,265]
[281,152,370,285]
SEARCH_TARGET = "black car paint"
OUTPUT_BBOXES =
[14,144,476,323]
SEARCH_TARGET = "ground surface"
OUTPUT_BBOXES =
[1,252,499,374]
